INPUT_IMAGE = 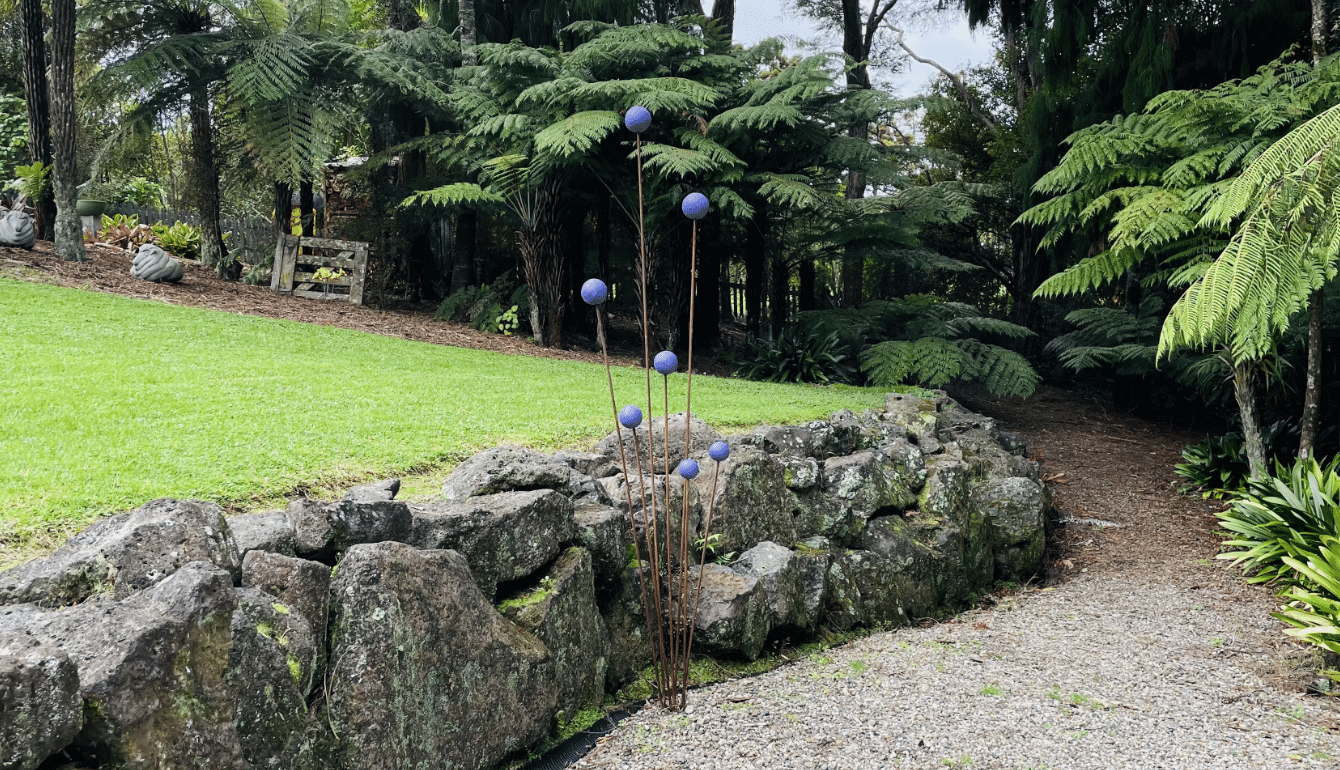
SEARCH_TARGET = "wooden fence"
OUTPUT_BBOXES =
[271,233,369,305]
[106,203,274,268]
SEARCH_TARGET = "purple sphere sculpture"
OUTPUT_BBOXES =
[709,440,730,462]
[654,350,678,375]
[581,278,608,305]
[625,106,652,133]
[677,458,700,479]
[619,404,643,429]
[682,192,709,220]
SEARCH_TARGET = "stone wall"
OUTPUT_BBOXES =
[0,392,1050,770]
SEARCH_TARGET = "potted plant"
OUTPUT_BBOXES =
[76,179,117,217]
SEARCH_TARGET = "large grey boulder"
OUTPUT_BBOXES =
[919,459,995,600]
[596,473,702,561]
[227,510,295,557]
[956,428,1040,481]
[816,442,925,543]
[0,562,245,769]
[327,543,555,770]
[599,565,653,693]
[410,489,575,600]
[777,455,821,491]
[499,547,607,721]
[573,504,632,583]
[240,551,330,695]
[129,244,184,283]
[693,447,795,556]
[442,446,602,502]
[0,211,36,250]
[687,563,771,660]
[0,633,82,770]
[732,541,824,632]
[343,478,400,503]
[593,413,722,467]
[0,498,240,607]
[227,587,330,770]
[883,392,943,454]
[749,424,818,458]
[288,498,412,561]
[975,477,1049,581]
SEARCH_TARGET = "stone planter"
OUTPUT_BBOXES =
[75,199,107,217]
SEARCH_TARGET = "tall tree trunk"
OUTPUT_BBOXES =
[769,252,789,338]
[596,192,612,284]
[1300,289,1324,458]
[518,182,566,349]
[839,0,870,308]
[273,182,292,236]
[1301,1,1327,458]
[798,260,816,312]
[564,202,589,335]
[299,179,314,238]
[189,85,229,277]
[453,210,477,289]
[710,0,735,39]
[1313,0,1328,64]
[744,203,767,338]
[1231,358,1268,479]
[48,0,82,262]
[459,0,477,64]
[693,216,720,350]
[19,0,54,241]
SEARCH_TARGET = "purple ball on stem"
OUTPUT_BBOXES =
[625,106,652,133]
[677,458,700,479]
[709,440,730,462]
[618,404,643,429]
[581,278,608,305]
[653,350,678,375]
[681,192,709,220]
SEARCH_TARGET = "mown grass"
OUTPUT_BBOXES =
[1,278,890,562]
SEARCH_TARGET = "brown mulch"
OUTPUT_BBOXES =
[0,239,738,376]
[977,386,1228,583]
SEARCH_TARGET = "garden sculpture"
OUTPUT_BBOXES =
[0,210,36,250]
[582,106,723,711]
[129,243,184,283]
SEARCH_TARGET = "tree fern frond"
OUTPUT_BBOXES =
[534,111,622,161]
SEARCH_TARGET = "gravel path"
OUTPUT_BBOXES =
[576,391,1340,769]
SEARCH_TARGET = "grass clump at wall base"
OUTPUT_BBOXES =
[0,279,890,564]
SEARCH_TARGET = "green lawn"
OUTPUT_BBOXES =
[0,278,888,559]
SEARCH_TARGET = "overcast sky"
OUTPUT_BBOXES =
[729,0,997,96]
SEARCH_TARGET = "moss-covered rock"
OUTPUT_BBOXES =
[687,564,771,660]
[0,498,240,607]
[409,489,576,600]
[0,632,82,770]
[0,562,245,769]
[975,477,1049,581]
[499,547,607,722]
[240,551,330,697]
[327,542,555,770]
[694,447,795,556]
[226,587,330,769]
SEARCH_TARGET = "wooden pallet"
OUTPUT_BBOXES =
[270,233,369,305]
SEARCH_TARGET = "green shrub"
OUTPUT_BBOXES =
[435,285,486,322]
[1177,420,1339,498]
[1274,535,1340,671]
[1217,456,1340,585]
[1176,433,1251,498]
[435,281,529,335]
[792,297,1039,397]
[736,328,856,384]
[150,221,203,261]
